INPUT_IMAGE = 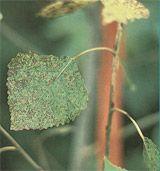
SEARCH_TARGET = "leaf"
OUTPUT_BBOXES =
[7,52,88,130]
[143,137,160,171]
[104,158,128,171]
[101,0,149,24]
[38,0,97,18]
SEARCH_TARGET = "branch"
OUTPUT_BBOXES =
[0,125,44,171]
[106,23,124,157]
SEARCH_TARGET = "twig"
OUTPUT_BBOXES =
[0,146,16,153]
[113,108,145,142]
[0,125,44,171]
[106,23,124,157]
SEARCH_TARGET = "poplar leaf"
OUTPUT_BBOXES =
[143,137,160,171]
[104,158,128,171]
[102,0,149,24]
[7,52,88,130]
[38,0,97,18]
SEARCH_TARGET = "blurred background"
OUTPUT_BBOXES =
[0,0,159,171]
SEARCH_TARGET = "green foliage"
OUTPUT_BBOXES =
[143,137,160,171]
[104,158,128,171]
[7,52,88,130]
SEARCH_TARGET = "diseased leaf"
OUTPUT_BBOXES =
[104,158,128,171]
[143,137,160,171]
[38,0,97,18]
[7,52,88,130]
[101,0,149,24]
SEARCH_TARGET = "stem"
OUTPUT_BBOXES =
[72,47,115,61]
[0,146,16,153]
[49,47,114,84]
[113,108,145,142]
[0,125,44,171]
[121,112,158,138]
[106,23,123,157]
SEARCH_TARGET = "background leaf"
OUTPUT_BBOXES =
[143,137,160,171]
[7,52,88,130]
[104,158,128,171]
[38,0,97,18]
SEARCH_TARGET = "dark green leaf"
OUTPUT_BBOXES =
[143,137,160,171]
[104,158,128,171]
[7,52,88,130]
